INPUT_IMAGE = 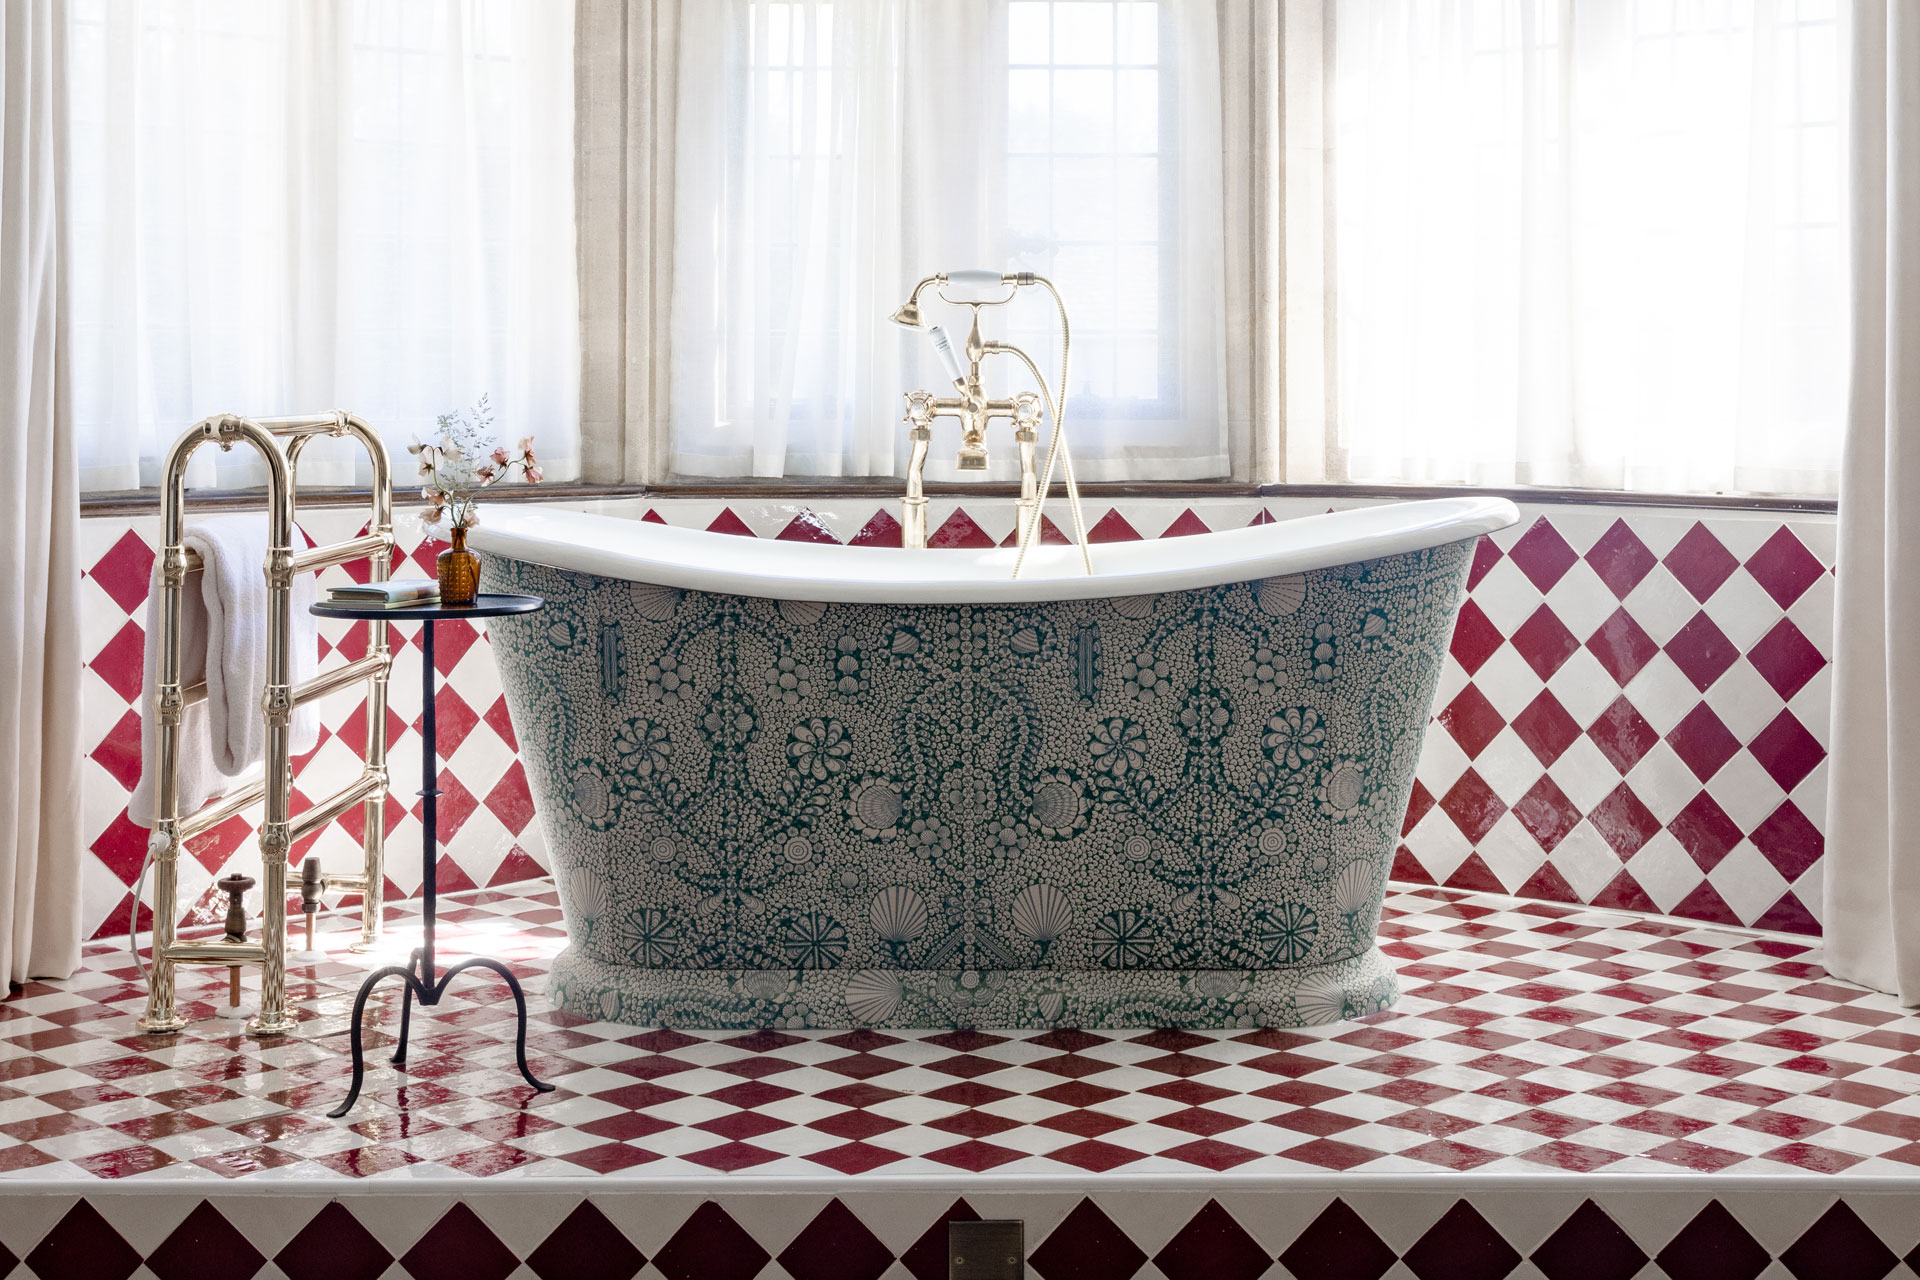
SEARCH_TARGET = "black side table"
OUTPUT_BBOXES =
[311,592,554,1118]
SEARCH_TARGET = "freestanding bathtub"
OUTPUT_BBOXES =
[472,497,1517,1030]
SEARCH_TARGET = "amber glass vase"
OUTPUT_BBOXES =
[437,525,480,606]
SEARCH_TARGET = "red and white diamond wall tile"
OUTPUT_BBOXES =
[75,497,1834,941]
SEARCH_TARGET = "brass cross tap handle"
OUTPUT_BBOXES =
[218,872,255,1008]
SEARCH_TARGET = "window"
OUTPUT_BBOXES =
[667,0,1228,482]
[66,0,577,493]
[1330,0,1847,496]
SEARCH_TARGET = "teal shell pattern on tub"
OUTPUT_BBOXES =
[481,539,1474,1029]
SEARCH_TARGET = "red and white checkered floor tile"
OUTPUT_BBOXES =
[4,881,1916,1186]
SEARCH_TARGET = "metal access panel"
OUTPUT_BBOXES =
[949,1220,1025,1280]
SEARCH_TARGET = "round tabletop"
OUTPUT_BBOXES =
[310,592,544,621]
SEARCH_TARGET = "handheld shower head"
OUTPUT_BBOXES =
[890,299,922,328]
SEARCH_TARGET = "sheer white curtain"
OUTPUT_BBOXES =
[669,0,1227,481]
[66,0,578,492]
[1332,0,1847,496]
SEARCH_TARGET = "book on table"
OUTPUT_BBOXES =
[325,578,441,608]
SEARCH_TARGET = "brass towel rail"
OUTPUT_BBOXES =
[137,411,395,1037]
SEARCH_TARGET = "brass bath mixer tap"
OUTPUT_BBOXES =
[891,270,1092,574]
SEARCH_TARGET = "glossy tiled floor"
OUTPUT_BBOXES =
[3,880,1917,1185]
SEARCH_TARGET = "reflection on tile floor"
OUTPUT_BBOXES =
[3,881,1918,1183]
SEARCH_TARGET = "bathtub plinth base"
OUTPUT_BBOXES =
[546,945,1399,1031]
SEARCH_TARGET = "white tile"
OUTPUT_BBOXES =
[1542,561,1620,642]
[1472,646,1548,722]
[1621,566,1700,647]
[1475,811,1549,892]
[1786,665,1833,747]
[1413,721,1472,795]
[1474,727,1548,806]
[1467,558,1545,636]
[1545,648,1620,730]
[1701,570,1781,652]
[1622,741,1703,825]
[1623,832,1706,914]
[1402,807,1475,885]
[1703,659,1785,745]
[1704,751,1787,833]
[1546,736,1623,813]
[1706,840,1790,925]
[1786,571,1835,658]
[1622,653,1702,735]
[1547,820,1622,901]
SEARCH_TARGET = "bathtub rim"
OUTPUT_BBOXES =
[468,495,1518,605]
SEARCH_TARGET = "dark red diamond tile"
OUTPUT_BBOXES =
[779,1199,893,1280]
[925,1139,1026,1172]
[775,509,841,544]
[1403,1201,1520,1280]
[1586,607,1661,687]
[1587,696,1658,774]
[1585,520,1658,599]
[1439,684,1506,758]
[1511,606,1581,680]
[1748,711,1825,792]
[1439,769,1507,844]
[1747,618,1826,700]
[705,508,757,537]
[1031,1200,1147,1280]
[1467,535,1503,589]
[526,1201,645,1280]
[1746,526,1826,608]
[1511,690,1582,766]
[1655,1201,1768,1280]
[1154,1200,1270,1280]
[1669,793,1744,870]
[1160,508,1212,537]
[89,618,147,703]
[1750,801,1823,881]
[25,1201,142,1280]
[1047,1138,1147,1171]
[1667,703,1742,782]
[1666,523,1742,602]
[400,1203,518,1280]
[1280,1199,1397,1280]
[1449,600,1506,676]
[89,528,156,614]
[1530,1200,1647,1280]
[1753,890,1822,935]
[1666,611,1741,692]
[1283,1137,1382,1170]
[805,1141,905,1174]
[1404,779,1436,835]
[277,1203,393,1280]
[1087,509,1144,542]
[90,707,144,792]
[928,508,998,549]
[900,1200,982,1280]
[849,509,904,547]
[654,1202,772,1280]
[1589,784,1661,857]
[1509,518,1579,592]
[1513,774,1581,852]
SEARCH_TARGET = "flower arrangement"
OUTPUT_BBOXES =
[407,394,542,532]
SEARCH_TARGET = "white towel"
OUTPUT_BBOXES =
[130,514,320,827]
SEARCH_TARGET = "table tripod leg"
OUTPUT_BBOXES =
[392,948,422,1067]
[329,964,424,1120]
[435,957,555,1094]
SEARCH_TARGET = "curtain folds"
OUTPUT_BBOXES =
[1331,0,1848,497]
[1,0,85,988]
[66,0,579,492]
[665,0,1229,482]
[1823,0,1920,1007]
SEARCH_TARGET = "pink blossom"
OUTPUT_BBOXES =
[491,446,510,466]
[477,464,496,482]
[518,435,535,453]
[525,465,544,483]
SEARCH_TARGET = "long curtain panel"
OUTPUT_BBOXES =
[65,0,578,492]
[668,0,1228,482]
[1332,0,1848,496]
[1824,0,1920,1006]
[1,0,85,987]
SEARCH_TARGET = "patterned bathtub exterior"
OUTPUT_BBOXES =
[483,538,1475,1029]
